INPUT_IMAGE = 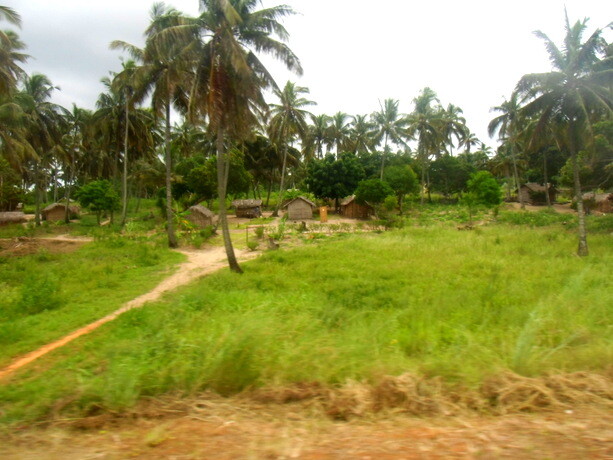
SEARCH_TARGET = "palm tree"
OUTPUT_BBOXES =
[327,111,351,155]
[269,80,314,216]
[516,14,612,256]
[165,0,302,273]
[488,92,527,208]
[440,103,468,156]
[304,113,330,159]
[371,98,407,179]
[348,114,374,154]
[461,132,480,154]
[15,74,67,225]
[91,75,156,223]
[61,104,91,222]
[111,2,193,245]
[0,30,27,98]
[406,88,442,204]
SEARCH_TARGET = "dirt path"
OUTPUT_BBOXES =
[0,245,260,382]
[1,403,611,459]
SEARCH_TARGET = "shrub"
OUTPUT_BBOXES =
[16,273,63,316]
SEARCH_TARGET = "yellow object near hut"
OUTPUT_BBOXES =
[319,206,328,223]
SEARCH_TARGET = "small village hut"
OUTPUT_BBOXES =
[583,193,613,214]
[232,199,262,218]
[519,183,557,205]
[284,196,316,220]
[187,205,216,227]
[42,203,80,222]
[340,195,374,219]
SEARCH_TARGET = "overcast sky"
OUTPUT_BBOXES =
[3,0,612,149]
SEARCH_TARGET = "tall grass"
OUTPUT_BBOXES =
[0,222,610,424]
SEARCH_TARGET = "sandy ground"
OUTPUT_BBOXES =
[1,403,611,459]
[504,202,576,214]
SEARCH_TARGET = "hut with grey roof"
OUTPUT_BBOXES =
[232,199,262,218]
[519,183,557,205]
[42,203,80,222]
[186,204,216,228]
[0,212,27,226]
[283,196,316,220]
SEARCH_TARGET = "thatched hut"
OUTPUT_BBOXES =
[583,193,613,214]
[186,205,216,227]
[519,183,557,205]
[283,196,316,220]
[232,199,262,218]
[340,195,374,219]
[42,203,80,222]
[0,212,27,226]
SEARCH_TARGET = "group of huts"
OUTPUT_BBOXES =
[0,203,80,226]
[282,195,374,220]
[182,195,376,226]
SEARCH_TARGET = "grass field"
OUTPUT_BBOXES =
[0,237,185,367]
[0,212,611,425]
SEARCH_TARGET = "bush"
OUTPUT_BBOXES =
[16,273,64,316]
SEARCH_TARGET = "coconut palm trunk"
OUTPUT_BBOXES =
[510,144,524,209]
[164,101,178,247]
[34,163,41,226]
[216,127,242,273]
[570,144,588,256]
[379,133,388,180]
[273,123,289,217]
[543,151,551,207]
[120,91,129,226]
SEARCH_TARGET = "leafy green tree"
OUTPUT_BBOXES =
[76,180,120,225]
[306,153,364,210]
[429,154,473,199]
[517,13,612,256]
[462,171,502,225]
[355,178,394,215]
[383,164,418,212]
[185,151,252,204]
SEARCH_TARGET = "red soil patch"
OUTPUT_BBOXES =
[0,237,88,258]
[1,401,611,459]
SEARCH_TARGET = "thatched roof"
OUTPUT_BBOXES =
[283,196,316,209]
[42,203,80,213]
[188,204,214,217]
[582,192,612,203]
[340,195,356,206]
[232,199,262,209]
[0,212,27,224]
[521,183,555,192]
[340,195,373,208]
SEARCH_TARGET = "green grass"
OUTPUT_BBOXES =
[0,218,610,425]
[0,237,185,367]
